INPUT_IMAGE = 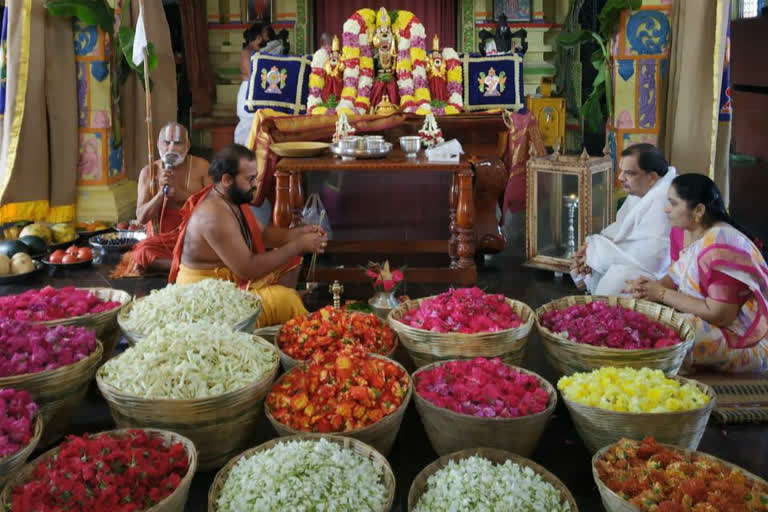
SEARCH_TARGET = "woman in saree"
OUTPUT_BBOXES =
[626,174,768,373]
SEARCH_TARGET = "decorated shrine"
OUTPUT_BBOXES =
[0,1,767,511]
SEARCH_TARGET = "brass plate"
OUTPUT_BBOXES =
[270,142,330,157]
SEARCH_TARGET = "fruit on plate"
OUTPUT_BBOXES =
[0,240,29,258]
[10,252,35,274]
[19,223,52,244]
[76,220,108,232]
[0,254,10,275]
[51,223,77,244]
[51,245,92,265]
[18,235,47,255]
[1,221,31,241]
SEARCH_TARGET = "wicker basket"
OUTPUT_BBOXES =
[96,336,279,471]
[388,296,535,369]
[563,376,715,454]
[592,441,768,512]
[276,334,399,372]
[0,428,197,511]
[253,324,282,345]
[0,341,103,448]
[117,297,261,345]
[535,295,696,376]
[407,448,579,511]
[265,355,412,456]
[37,287,132,365]
[0,414,42,488]
[207,434,396,512]
[412,361,556,457]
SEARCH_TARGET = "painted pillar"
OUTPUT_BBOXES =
[606,0,672,191]
[73,20,135,222]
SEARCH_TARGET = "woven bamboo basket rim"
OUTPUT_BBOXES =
[407,447,579,511]
[0,428,198,511]
[0,340,104,387]
[95,335,279,405]
[34,287,132,327]
[561,375,716,420]
[535,295,696,355]
[207,433,396,512]
[591,440,768,511]
[264,354,413,438]
[412,359,557,423]
[0,413,42,475]
[117,295,262,342]
[388,295,536,344]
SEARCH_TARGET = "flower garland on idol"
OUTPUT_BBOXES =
[438,47,463,114]
[390,10,431,114]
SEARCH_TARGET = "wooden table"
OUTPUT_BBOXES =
[274,150,477,284]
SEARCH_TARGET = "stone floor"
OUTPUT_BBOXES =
[1,240,766,511]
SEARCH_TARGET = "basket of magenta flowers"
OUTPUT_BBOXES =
[387,287,535,368]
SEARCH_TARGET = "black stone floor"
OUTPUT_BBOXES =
[1,245,766,511]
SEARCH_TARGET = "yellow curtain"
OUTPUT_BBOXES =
[120,0,177,182]
[662,0,730,191]
[0,0,78,223]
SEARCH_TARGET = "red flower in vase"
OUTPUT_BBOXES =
[363,260,405,292]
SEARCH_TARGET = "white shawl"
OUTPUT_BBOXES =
[584,167,677,291]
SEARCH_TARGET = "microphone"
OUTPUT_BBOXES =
[161,152,182,196]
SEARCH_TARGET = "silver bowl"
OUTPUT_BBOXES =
[399,136,422,158]
[89,231,147,253]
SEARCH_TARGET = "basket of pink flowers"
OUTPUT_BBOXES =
[387,288,535,369]
[535,295,695,376]
[0,389,43,487]
[412,358,556,456]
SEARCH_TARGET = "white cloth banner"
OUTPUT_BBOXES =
[583,167,678,295]
[131,6,147,66]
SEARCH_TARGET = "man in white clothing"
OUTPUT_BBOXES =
[571,143,677,295]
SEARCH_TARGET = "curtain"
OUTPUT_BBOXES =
[662,0,730,191]
[313,0,456,52]
[0,0,78,222]
[179,0,214,116]
[120,0,177,182]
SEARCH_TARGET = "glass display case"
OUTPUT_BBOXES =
[525,147,614,272]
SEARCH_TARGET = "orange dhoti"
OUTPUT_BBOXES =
[110,210,183,278]
[169,185,306,327]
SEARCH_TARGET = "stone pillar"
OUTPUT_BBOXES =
[606,1,673,192]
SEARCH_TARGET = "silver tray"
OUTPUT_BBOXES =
[89,231,147,253]
[330,142,392,161]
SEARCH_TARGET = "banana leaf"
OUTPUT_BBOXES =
[43,0,113,33]
[598,0,642,39]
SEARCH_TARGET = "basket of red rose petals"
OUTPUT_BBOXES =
[0,286,131,365]
[0,389,42,487]
[276,306,398,371]
[535,296,695,376]
[592,436,768,512]
[265,349,412,456]
[412,358,556,457]
[0,428,197,511]
[387,288,535,369]
[0,320,103,448]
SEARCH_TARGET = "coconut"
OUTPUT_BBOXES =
[0,254,10,276]
[10,253,35,274]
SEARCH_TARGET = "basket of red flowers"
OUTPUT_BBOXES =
[535,295,695,376]
[593,436,768,512]
[0,389,42,487]
[387,288,535,369]
[412,358,556,457]
[0,428,197,511]
[265,348,412,456]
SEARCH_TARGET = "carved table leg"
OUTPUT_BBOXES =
[449,172,459,268]
[289,171,304,228]
[456,169,476,269]
[274,170,292,229]
[473,158,507,254]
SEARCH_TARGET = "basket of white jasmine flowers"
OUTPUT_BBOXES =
[208,435,396,512]
[96,322,279,471]
[117,279,263,345]
[408,448,578,512]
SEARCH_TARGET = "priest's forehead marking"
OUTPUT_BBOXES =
[160,124,188,144]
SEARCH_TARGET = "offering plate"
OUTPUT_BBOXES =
[330,141,392,161]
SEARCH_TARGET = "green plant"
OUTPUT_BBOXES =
[556,0,641,133]
[44,0,159,146]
